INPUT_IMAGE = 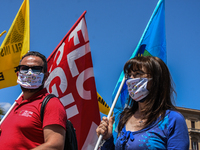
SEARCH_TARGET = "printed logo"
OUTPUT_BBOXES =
[19,110,33,117]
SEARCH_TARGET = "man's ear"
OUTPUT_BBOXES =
[44,72,49,82]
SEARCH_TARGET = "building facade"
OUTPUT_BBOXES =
[177,107,200,150]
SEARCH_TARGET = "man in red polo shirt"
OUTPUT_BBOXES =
[0,51,67,150]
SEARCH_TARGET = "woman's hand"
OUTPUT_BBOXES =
[96,116,114,140]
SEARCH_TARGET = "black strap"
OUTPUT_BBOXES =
[40,94,56,122]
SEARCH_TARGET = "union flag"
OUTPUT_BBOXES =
[44,11,100,150]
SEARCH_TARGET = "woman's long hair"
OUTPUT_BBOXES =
[118,56,176,133]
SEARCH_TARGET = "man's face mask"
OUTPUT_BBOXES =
[17,65,44,89]
[126,77,151,102]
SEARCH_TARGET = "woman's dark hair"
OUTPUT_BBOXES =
[118,56,176,133]
[20,51,47,73]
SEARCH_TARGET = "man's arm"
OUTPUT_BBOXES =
[31,124,65,150]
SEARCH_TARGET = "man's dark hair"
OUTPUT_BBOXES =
[20,51,47,73]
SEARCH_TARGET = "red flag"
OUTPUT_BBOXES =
[44,11,100,150]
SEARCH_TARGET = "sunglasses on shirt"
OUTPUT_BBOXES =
[18,65,43,74]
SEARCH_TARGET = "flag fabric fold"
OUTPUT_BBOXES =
[0,31,7,38]
[0,0,30,89]
[44,11,101,150]
[112,0,166,141]
[97,92,112,116]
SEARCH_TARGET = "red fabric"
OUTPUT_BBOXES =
[45,12,100,150]
[0,88,66,150]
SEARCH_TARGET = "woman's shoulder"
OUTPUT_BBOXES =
[166,109,186,127]
[167,109,185,119]
[165,109,189,149]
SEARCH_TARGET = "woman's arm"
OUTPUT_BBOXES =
[167,111,189,150]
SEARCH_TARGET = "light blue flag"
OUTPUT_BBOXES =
[112,0,166,142]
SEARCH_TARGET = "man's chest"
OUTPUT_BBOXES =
[4,102,42,131]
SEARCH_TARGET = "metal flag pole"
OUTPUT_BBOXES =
[0,92,22,125]
[94,76,126,150]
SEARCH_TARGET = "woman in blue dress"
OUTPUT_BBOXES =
[96,56,189,150]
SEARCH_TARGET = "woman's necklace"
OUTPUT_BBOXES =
[139,120,143,123]
[126,115,145,131]
[134,111,144,125]
[139,119,144,126]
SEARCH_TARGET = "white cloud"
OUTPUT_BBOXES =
[0,102,12,113]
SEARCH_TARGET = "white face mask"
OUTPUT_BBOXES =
[17,69,44,89]
[126,78,151,102]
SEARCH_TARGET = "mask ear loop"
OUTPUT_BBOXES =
[135,78,149,90]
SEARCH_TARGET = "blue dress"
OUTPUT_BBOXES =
[101,110,189,150]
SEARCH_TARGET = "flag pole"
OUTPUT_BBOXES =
[0,92,22,125]
[94,1,165,149]
[95,2,164,148]
[94,76,126,150]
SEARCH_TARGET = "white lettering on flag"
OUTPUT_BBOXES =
[68,19,88,46]
[67,43,90,77]
[49,42,65,73]
[55,42,65,66]
[60,93,79,119]
[76,67,94,100]
[45,13,100,150]
[45,67,67,95]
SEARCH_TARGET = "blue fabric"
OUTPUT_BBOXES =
[112,0,166,143]
[101,110,189,150]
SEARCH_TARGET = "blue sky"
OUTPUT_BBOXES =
[0,0,200,114]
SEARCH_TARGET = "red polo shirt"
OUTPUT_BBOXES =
[0,88,67,150]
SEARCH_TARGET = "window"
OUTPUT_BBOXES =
[192,141,199,150]
[191,121,195,129]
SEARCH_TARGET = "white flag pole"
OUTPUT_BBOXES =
[0,92,23,125]
[94,76,126,150]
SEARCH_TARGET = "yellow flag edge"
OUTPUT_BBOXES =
[97,92,113,116]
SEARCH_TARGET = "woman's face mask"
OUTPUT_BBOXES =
[126,77,151,102]
[17,69,44,89]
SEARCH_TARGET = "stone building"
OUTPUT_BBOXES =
[177,107,200,150]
